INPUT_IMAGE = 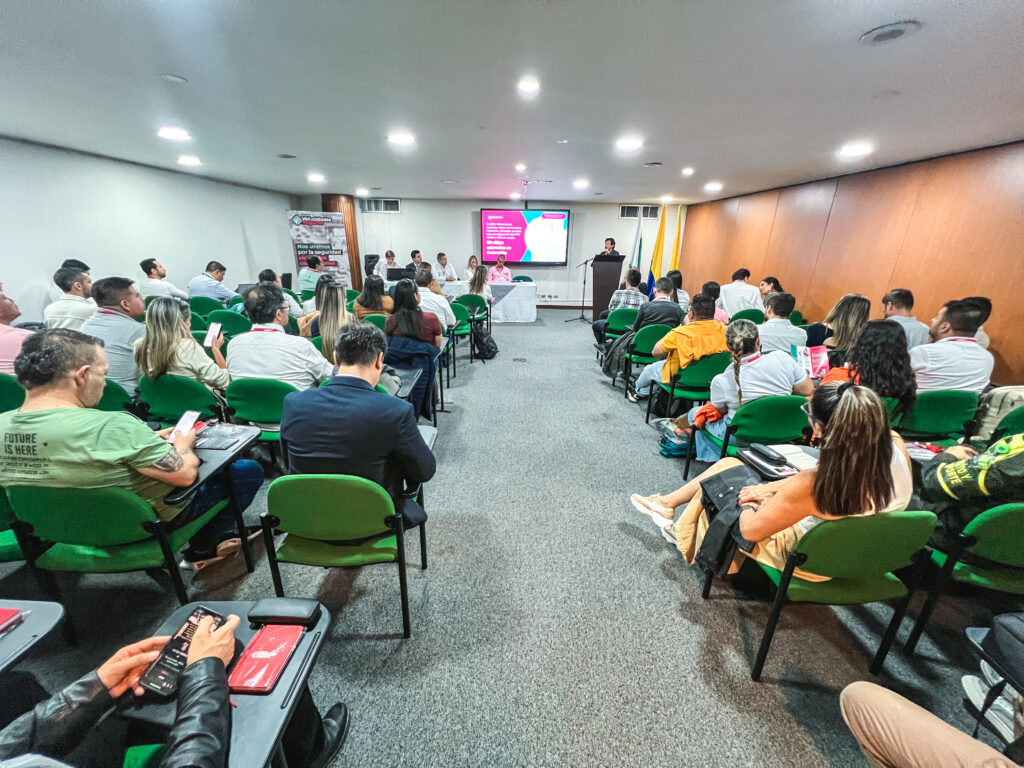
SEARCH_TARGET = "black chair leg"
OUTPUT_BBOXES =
[261,515,285,598]
[905,544,960,656]
[419,523,428,570]
[223,467,254,573]
[33,568,76,645]
[645,388,653,423]
[701,568,714,599]
[153,524,189,605]
[871,595,912,674]
[395,522,411,638]
[751,556,799,681]
[683,432,696,480]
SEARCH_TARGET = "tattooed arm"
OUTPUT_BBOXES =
[138,430,200,487]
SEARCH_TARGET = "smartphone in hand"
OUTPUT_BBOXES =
[203,322,222,348]
[139,606,225,696]
[167,410,201,442]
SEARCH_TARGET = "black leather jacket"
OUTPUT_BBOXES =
[0,658,230,768]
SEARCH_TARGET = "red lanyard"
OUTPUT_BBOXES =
[96,309,123,317]
[250,327,282,333]
[742,353,761,365]
[943,337,978,344]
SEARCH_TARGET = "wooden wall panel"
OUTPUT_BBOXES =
[761,180,837,316]
[321,193,363,290]
[678,142,1024,382]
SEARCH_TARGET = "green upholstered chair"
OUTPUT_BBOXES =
[286,316,300,335]
[450,302,474,364]
[512,275,533,282]
[685,394,808,478]
[206,309,252,337]
[346,289,361,302]
[143,296,159,308]
[644,351,731,424]
[905,503,1024,655]
[228,295,245,307]
[139,374,220,423]
[0,373,25,413]
[720,510,937,681]
[603,307,639,344]
[188,296,223,318]
[364,314,388,332]
[122,744,166,768]
[262,475,427,638]
[95,379,135,414]
[189,314,209,332]
[190,331,227,360]
[788,310,804,326]
[456,294,490,333]
[346,299,355,313]
[300,289,315,303]
[989,407,1024,444]
[5,485,243,608]
[881,397,904,427]
[0,489,25,563]
[623,324,672,396]
[311,335,324,353]
[897,390,978,444]
[282,288,300,303]
[225,379,298,462]
[730,308,765,324]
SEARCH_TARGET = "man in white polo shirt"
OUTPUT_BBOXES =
[44,266,95,330]
[910,299,994,394]
[881,288,930,350]
[227,284,333,391]
[139,258,189,300]
[757,292,807,353]
[716,268,763,317]
[432,253,458,282]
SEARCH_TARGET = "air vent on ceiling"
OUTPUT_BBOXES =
[619,205,660,220]
[358,198,401,213]
[859,20,921,45]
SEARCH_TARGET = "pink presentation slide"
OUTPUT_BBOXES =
[480,209,569,264]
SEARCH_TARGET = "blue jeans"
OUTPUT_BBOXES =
[635,360,666,396]
[689,405,734,461]
[170,460,264,559]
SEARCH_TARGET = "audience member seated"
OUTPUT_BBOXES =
[227,284,332,390]
[297,254,324,293]
[880,288,930,350]
[406,249,423,271]
[592,268,648,343]
[43,259,93,309]
[414,270,456,331]
[758,276,784,306]
[634,384,912,582]
[353,274,394,318]
[0,329,261,569]
[666,269,690,313]
[805,293,870,366]
[187,260,237,306]
[298,273,335,333]
[310,283,356,362]
[757,292,806,353]
[717,268,763,316]
[386,279,443,348]
[416,264,444,295]
[468,266,493,302]
[632,278,682,331]
[374,249,398,279]
[820,319,917,420]
[963,295,993,350]
[463,255,480,282]
[487,254,513,284]
[259,269,303,317]
[281,323,435,533]
[79,277,146,395]
[629,293,728,402]
[433,252,458,282]
[135,296,230,394]
[677,319,813,461]
[138,257,189,300]
[684,282,730,324]
[841,681,1016,768]
[44,266,94,330]
[909,298,994,394]
[0,288,32,375]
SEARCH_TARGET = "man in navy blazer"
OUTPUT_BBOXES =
[280,323,435,528]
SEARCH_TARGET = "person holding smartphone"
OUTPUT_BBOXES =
[135,297,230,396]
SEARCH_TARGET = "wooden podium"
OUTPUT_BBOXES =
[591,253,626,320]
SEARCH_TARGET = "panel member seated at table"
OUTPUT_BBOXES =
[375,249,399,278]
[0,329,262,569]
[386,280,444,348]
[406,250,424,271]
[353,274,395,318]
[138,258,189,300]
[187,261,237,306]
[414,271,456,331]
[468,266,493,302]
[631,277,681,331]
[463,255,480,282]
[44,266,95,330]
[432,252,458,282]
[592,269,648,343]
[297,254,324,293]
[281,322,435,533]
[756,292,806,353]
[0,287,33,375]
[487,254,513,283]
[227,284,333,391]
[135,296,230,395]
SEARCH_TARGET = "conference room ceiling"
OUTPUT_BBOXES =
[2,1,1022,204]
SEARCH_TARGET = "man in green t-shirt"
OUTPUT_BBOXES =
[0,329,263,568]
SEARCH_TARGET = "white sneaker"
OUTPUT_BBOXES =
[980,659,1021,705]
[962,674,1015,743]
[661,524,676,544]
[630,494,674,527]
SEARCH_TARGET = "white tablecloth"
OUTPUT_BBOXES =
[439,281,538,323]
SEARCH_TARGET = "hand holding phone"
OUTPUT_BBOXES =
[187,613,240,667]
[139,606,225,696]
[168,410,201,442]
[203,322,223,348]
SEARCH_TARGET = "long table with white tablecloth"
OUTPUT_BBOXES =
[440,281,537,323]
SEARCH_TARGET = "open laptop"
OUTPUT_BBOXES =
[387,268,416,281]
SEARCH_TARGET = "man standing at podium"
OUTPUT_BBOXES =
[603,238,619,256]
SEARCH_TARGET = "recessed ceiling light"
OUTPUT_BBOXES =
[704,181,723,193]
[515,163,527,172]
[573,178,590,189]
[555,139,569,144]
[681,166,694,177]
[837,140,874,159]
[441,179,459,184]
[660,195,673,203]
[593,192,604,196]
[859,20,922,45]
[370,187,382,191]
[157,126,190,141]
[355,188,370,196]
[277,153,297,159]
[158,73,188,84]
[644,161,663,168]
[516,75,540,97]
[387,131,416,147]
[177,155,202,167]
[509,192,522,200]
[615,135,644,153]
[307,173,326,183]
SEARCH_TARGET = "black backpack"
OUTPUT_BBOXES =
[471,324,499,360]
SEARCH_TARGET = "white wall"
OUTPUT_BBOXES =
[0,138,299,321]
[347,198,685,305]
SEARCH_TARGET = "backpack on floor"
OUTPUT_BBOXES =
[659,436,689,458]
[471,324,499,360]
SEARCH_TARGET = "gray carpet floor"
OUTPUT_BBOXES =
[1,307,1016,766]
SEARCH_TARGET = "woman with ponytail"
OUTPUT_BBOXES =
[632,382,912,581]
[667,319,813,463]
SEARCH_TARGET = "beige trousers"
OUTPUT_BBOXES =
[841,681,1018,768]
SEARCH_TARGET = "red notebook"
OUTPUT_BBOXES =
[228,624,304,694]
[0,608,22,633]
